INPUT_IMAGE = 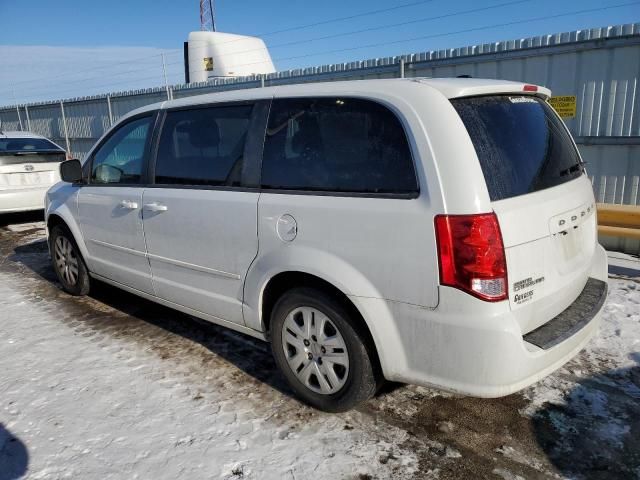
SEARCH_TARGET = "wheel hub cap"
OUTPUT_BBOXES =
[54,236,79,286]
[281,306,350,395]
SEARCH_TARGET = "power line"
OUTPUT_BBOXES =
[13,60,183,97]
[166,0,440,50]
[10,68,185,103]
[251,0,438,38]
[186,0,534,62]
[4,1,638,105]
[12,0,532,93]
[259,1,640,68]
[13,49,183,88]
[270,0,532,50]
[8,0,438,87]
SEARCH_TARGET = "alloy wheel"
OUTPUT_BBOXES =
[54,236,79,286]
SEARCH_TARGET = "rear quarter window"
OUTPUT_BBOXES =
[261,97,418,195]
[451,95,584,201]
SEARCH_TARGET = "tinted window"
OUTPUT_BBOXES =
[0,138,63,153]
[451,95,583,201]
[0,137,66,165]
[261,98,417,194]
[155,105,252,186]
[91,116,152,184]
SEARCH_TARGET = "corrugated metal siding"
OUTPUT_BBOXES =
[581,143,640,255]
[64,100,110,139]
[27,104,65,139]
[110,92,166,122]
[0,108,22,131]
[0,24,638,215]
[583,144,640,205]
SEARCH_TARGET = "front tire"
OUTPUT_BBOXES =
[50,224,90,296]
[271,287,378,412]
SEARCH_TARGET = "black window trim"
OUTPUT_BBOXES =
[146,99,270,191]
[83,111,160,187]
[257,96,421,200]
[78,96,421,200]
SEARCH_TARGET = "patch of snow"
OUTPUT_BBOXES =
[492,467,526,480]
[520,273,640,468]
[5,221,45,232]
[495,445,545,472]
[0,274,418,479]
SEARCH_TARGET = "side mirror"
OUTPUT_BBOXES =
[60,159,83,183]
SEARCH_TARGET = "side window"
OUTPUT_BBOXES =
[155,104,253,187]
[261,98,418,194]
[91,116,152,184]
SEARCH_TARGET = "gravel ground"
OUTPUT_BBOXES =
[0,212,638,480]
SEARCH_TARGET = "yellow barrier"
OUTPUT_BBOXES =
[597,203,640,240]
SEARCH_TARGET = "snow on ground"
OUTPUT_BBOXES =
[522,275,640,413]
[519,269,640,478]
[0,269,418,479]
[0,220,639,479]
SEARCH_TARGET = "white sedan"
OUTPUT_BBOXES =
[0,130,66,213]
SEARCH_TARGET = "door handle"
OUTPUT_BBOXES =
[143,202,168,212]
[119,200,139,210]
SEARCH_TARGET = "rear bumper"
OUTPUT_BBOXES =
[352,244,609,397]
[523,277,607,350]
[0,188,48,213]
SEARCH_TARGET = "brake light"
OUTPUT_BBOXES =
[435,213,508,302]
[523,84,538,92]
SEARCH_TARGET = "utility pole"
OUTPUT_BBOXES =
[12,89,23,131]
[161,53,171,100]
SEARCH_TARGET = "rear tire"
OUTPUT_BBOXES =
[49,224,90,296]
[270,287,378,412]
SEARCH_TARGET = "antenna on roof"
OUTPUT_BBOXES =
[200,0,216,32]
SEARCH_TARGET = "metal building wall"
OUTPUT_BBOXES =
[2,23,637,159]
[1,24,638,222]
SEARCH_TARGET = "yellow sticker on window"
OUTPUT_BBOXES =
[548,96,577,118]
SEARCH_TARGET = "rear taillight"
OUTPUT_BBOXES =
[435,213,508,302]
[523,84,538,92]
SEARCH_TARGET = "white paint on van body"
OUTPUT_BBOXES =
[45,78,607,397]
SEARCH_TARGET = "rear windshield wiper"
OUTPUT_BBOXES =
[559,160,586,177]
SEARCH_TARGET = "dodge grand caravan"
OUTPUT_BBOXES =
[45,78,608,412]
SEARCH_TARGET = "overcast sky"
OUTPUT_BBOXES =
[1,0,638,106]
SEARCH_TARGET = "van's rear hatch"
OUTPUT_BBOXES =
[451,94,597,335]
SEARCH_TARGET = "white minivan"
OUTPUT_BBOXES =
[46,78,608,412]
[1,131,65,213]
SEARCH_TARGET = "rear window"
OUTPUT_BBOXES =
[0,137,66,165]
[0,138,63,153]
[451,95,584,201]
[261,97,418,195]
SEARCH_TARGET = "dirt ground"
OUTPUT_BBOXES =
[0,211,638,480]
